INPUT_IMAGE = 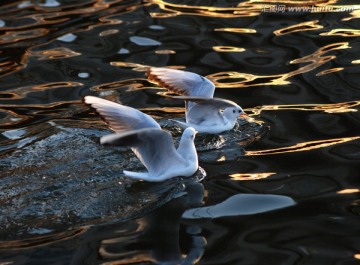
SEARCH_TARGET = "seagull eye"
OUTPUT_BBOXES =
[232,110,236,113]
[238,110,241,113]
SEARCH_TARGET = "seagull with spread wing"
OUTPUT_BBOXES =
[84,96,198,182]
[147,67,251,134]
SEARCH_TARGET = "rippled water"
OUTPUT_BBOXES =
[1,0,360,264]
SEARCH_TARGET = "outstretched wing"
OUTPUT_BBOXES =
[147,67,215,98]
[170,96,240,125]
[84,96,160,132]
[101,129,183,176]
[170,96,239,108]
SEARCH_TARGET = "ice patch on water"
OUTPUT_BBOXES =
[130,36,161,46]
[57,33,77,42]
[183,194,296,219]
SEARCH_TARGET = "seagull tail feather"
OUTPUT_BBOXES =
[170,119,190,129]
[123,170,165,182]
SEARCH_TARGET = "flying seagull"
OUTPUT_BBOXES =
[147,67,251,134]
[84,96,198,182]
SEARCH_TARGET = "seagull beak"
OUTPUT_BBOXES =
[240,113,252,122]
[195,130,199,135]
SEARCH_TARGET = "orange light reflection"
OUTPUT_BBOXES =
[316,67,344,76]
[249,101,360,115]
[148,0,262,18]
[0,82,83,100]
[148,0,348,18]
[30,47,81,60]
[320,29,360,37]
[208,42,350,88]
[229,172,276,180]
[274,20,323,36]
[0,227,87,250]
[246,136,360,156]
[155,49,176,54]
[342,9,360,21]
[337,189,360,194]
[0,109,30,126]
[214,28,256,33]
[213,46,245,52]
[111,41,351,89]
[0,28,49,44]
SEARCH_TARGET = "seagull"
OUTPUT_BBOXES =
[84,96,198,182]
[147,67,251,134]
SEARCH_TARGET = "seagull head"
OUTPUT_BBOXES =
[177,127,198,162]
[224,105,253,123]
[183,127,197,141]
[223,105,246,122]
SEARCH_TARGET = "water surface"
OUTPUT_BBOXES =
[0,0,360,264]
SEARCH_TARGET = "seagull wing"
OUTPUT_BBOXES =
[170,96,239,125]
[101,129,184,177]
[147,67,215,98]
[84,96,160,132]
[170,96,239,108]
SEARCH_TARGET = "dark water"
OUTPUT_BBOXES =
[1,0,360,264]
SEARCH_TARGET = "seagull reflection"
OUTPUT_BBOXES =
[70,180,206,265]
[69,179,295,264]
[136,181,206,264]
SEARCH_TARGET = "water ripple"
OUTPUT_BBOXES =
[246,136,360,156]
[209,42,351,88]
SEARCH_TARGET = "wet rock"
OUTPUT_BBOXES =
[0,119,266,239]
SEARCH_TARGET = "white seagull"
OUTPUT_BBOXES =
[84,96,198,182]
[147,67,251,134]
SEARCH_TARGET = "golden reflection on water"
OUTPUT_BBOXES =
[0,82,83,100]
[0,0,134,32]
[208,42,351,88]
[90,79,155,93]
[213,46,245,52]
[0,109,30,127]
[112,41,351,89]
[214,28,257,34]
[98,253,155,265]
[342,9,360,21]
[337,189,360,194]
[0,29,49,44]
[141,107,185,114]
[246,136,360,156]
[0,227,87,250]
[0,100,80,109]
[274,20,323,36]
[148,0,355,18]
[320,29,360,37]
[30,47,81,60]
[246,0,338,4]
[110,61,149,71]
[316,67,344,76]
[148,0,260,18]
[250,101,360,115]
[0,50,29,77]
[155,49,176,54]
[99,29,119,37]
[229,172,276,180]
